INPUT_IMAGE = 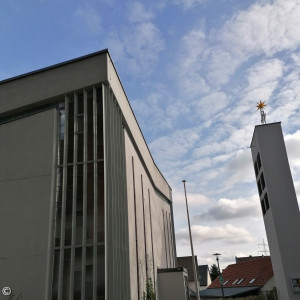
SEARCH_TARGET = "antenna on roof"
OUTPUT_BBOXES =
[256,100,267,124]
[258,239,269,256]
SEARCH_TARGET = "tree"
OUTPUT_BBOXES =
[210,264,219,281]
[143,276,156,300]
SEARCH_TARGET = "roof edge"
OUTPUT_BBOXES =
[0,49,109,84]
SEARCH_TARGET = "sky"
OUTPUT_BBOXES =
[1,0,300,269]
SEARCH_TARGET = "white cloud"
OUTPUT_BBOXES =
[224,148,254,186]
[173,28,210,97]
[221,0,300,56]
[193,195,260,221]
[75,8,102,35]
[192,92,229,121]
[127,1,153,23]
[106,22,164,75]
[285,130,300,170]
[246,59,283,91]
[149,128,200,161]
[176,224,255,244]
[291,52,300,66]
[175,0,207,9]
[198,0,300,86]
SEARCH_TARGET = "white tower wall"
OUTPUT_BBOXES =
[251,122,300,300]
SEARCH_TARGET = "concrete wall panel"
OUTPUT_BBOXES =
[0,109,57,299]
[124,129,175,300]
[0,54,107,117]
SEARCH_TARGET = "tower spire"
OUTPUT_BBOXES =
[256,100,267,124]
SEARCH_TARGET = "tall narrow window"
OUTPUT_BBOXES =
[132,157,140,299]
[141,175,148,276]
[52,87,105,300]
[254,161,259,177]
[257,153,262,170]
[260,172,265,190]
[261,199,266,215]
[162,210,168,268]
[257,179,262,196]
[148,189,155,289]
[264,193,270,211]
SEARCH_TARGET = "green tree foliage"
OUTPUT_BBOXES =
[210,264,220,281]
[143,276,156,300]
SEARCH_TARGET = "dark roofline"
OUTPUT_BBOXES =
[0,49,109,84]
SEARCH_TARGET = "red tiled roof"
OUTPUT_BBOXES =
[236,255,266,263]
[208,256,273,289]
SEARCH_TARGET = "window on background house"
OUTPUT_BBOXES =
[223,280,229,285]
[249,278,256,284]
[237,278,244,284]
[232,279,239,285]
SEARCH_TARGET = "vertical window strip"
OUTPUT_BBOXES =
[148,189,156,291]
[166,211,172,268]
[69,92,78,300]
[141,175,148,277]
[110,92,117,292]
[58,95,69,300]
[52,105,64,300]
[52,87,105,300]
[168,212,174,267]
[132,157,140,300]
[162,210,168,268]
[93,87,98,300]
[101,85,107,300]
[81,90,88,299]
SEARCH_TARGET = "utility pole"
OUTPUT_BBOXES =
[182,180,200,300]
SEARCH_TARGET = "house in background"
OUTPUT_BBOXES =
[177,256,212,293]
[177,256,200,293]
[195,256,277,299]
[198,265,212,291]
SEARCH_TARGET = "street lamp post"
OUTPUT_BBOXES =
[213,253,225,300]
[182,180,200,300]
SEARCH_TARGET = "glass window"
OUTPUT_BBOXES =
[97,245,105,299]
[74,247,82,298]
[62,249,71,299]
[257,180,262,196]
[261,199,266,215]
[254,161,258,177]
[260,172,265,190]
[97,88,104,160]
[264,193,270,211]
[67,100,74,164]
[257,153,262,170]
[87,163,94,244]
[87,90,94,161]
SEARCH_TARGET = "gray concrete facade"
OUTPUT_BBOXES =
[0,109,57,299]
[251,122,300,300]
[0,50,175,300]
